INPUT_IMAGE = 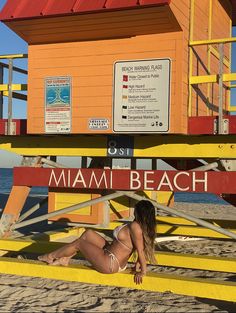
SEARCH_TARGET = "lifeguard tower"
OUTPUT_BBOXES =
[0,0,236,301]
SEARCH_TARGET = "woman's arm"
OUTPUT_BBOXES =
[130,222,147,284]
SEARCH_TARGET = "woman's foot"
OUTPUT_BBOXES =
[38,254,54,264]
[51,257,72,266]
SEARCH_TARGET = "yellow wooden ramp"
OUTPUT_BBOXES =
[0,257,235,302]
[1,239,236,273]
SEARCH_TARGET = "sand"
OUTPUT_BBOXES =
[0,196,236,312]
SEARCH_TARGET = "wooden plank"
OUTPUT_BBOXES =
[12,167,236,195]
[0,257,235,301]
[0,239,236,273]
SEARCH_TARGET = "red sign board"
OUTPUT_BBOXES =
[13,167,236,194]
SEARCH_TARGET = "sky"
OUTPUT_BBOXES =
[0,0,235,168]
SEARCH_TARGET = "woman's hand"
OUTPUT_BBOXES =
[134,271,145,284]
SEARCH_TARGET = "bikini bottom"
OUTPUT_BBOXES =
[104,248,127,273]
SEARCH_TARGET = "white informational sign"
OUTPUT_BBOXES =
[88,118,109,130]
[113,59,171,133]
[45,77,71,133]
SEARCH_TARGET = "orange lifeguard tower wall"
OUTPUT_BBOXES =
[0,0,234,135]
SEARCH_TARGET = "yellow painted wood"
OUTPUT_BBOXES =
[190,37,236,46]
[188,0,194,117]
[157,251,236,273]
[133,135,236,158]
[229,106,236,112]
[55,193,92,215]
[0,54,28,59]
[190,75,217,84]
[156,224,236,238]
[156,216,236,229]
[223,73,236,82]
[207,0,213,116]
[0,84,27,91]
[28,227,85,241]
[97,222,236,239]
[0,135,236,158]
[0,257,235,301]
[156,191,174,206]
[1,238,236,273]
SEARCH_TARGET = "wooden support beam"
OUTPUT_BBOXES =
[1,135,236,158]
[0,257,235,302]
[0,239,235,273]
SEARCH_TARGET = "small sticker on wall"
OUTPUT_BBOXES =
[88,118,110,130]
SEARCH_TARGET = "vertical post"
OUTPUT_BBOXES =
[207,0,213,116]
[7,58,13,135]
[0,64,3,118]
[218,43,224,134]
[188,0,195,117]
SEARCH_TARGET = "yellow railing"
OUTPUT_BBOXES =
[188,0,236,133]
[0,54,28,135]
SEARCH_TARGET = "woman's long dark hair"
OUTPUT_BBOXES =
[134,200,157,264]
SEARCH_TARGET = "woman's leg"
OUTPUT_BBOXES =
[38,229,108,265]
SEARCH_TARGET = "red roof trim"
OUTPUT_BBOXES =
[72,0,107,12]
[0,0,170,22]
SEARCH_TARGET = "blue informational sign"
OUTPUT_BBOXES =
[46,85,70,106]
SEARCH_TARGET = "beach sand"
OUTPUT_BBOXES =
[0,195,236,312]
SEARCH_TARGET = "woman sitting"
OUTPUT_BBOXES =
[38,200,157,284]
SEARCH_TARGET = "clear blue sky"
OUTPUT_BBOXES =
[0,0,235,167]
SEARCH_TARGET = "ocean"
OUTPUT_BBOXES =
[0,168,228,204]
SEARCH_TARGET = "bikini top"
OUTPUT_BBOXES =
[113,223,133,251]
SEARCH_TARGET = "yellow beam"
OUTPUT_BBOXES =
[0,54,28,59]
[190,73,236,85]
[190,37,236,46]
[157,251,236,273]
[156,224,236,238]
[0,238,236,274]
[188,0,195,117]
[156,216,236,228]
[100,222,236,238]
[0,135,236,158]
[0,257,235,301]
[223,73,236,82]
[190,75,217,84]
[28,227,85,242]
[133,135,236,158]
[0,84,27,91]
[229,106,236,112]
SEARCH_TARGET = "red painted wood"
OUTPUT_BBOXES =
[13,167,236,195]
[0,119,27,135]
[7,0,48,19]
[188,116,236,135]
[139,0,170,5]
[72,0,106,13]
[1,0,234,25]
[105,0,138,9]
[0,0,171,21]
[42,0,77,16]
